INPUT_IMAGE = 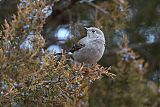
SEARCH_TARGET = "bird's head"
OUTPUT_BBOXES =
[84,27,105,42]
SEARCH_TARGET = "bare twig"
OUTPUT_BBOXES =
[4,86,14,97]
[83,0,110,15]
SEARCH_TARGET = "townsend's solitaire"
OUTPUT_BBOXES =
[69,27,105,64]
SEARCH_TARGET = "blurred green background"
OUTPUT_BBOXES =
[0,0,159,106]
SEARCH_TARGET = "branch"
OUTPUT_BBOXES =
[52,0,79,18]
[83,1,110,15]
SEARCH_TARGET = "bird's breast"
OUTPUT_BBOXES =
[73,41,105,64]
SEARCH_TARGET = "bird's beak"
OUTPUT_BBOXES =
[84,27,88,31]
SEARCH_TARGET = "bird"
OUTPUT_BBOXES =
[56,27,105,65]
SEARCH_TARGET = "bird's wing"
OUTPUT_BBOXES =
[69,42,85,53]
[69,37,86,53]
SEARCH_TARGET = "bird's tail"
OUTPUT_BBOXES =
[54,52,72,56]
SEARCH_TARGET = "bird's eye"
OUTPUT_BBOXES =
[92,30,95,33]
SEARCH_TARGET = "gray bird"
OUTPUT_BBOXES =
[69,27,105,65]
